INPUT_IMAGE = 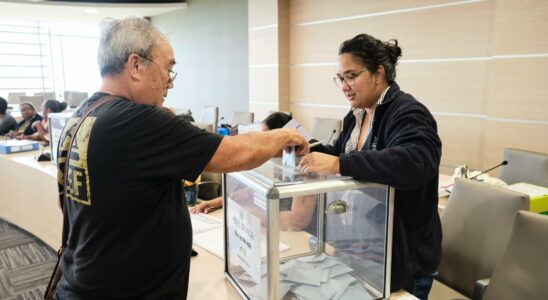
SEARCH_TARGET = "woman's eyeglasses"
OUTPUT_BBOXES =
[333,68,368,88]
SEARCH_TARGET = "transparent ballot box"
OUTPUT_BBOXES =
[223,158,394,300]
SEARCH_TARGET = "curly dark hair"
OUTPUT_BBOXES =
[339,33,402,83]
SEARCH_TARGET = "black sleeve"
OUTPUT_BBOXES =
[311,139,340,156]
[339,103,441,190]
[133,107,223,181]
[94,103,223,182]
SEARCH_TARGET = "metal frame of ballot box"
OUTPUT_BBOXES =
[223,162,395,300]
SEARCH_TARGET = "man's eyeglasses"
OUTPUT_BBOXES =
[140,55,177,83]
[333,68,368,88]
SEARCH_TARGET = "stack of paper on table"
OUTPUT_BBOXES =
[191,213,224,258]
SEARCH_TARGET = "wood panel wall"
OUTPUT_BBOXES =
[249,0,548,175]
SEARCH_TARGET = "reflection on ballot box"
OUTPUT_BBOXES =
[223,157,395,300]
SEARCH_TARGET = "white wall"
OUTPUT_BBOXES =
[153,0,249,123]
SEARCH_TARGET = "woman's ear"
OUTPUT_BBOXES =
[375,65,386,84]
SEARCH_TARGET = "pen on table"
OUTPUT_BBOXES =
[308,141,324,149]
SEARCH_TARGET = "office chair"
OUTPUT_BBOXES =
[232,111,254,125]
[7,92,26,104]
[19,96,44,109]
[199,106,219,129]
[196,172,222,201]
[34,92,56,101]
[310,117,341,145]
[432,178,529,298]
[498,148,548,187]
[474,211,548,300]
[268,110,292,117]
[64,91,88,108]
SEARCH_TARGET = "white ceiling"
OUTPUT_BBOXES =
[0,0,186,24]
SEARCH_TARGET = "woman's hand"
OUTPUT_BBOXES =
[6,130,18,139]
[189,197,223,214]
[298,152,340,174]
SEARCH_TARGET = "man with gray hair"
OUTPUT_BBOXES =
[53,17,307,299]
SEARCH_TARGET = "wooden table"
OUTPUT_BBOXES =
[0,150,417,299]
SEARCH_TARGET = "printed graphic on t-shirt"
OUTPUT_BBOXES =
[57,117,96,206]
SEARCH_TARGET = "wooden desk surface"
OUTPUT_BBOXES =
[0,150,418,299]
[0,150,61,248]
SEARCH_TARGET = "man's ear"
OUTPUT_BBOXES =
[127,53,143,81]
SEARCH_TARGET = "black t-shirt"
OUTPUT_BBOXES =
[16,113,42,135]
[55,93,223,299]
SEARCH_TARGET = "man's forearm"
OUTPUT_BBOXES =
[204,129,296,173]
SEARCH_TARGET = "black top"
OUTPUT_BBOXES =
[313,82,442,291]
[16,113,42,135]
[55,93,223,299]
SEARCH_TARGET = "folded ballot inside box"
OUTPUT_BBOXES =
[0,140,40,154]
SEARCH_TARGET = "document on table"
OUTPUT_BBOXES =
[191,213,290,259]
[193,227,225,258]
[191,213,223,235]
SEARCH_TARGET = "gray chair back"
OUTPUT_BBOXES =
[19,96,44,109]
[310,117,341,145]
[232,111,254,125]
[64,91,88,108]
[34,92,56,101]
[499,148,548,187]
[483,211,548,300]
[437,178,529,297]
[199,106,219,129]
[7,92,26,104]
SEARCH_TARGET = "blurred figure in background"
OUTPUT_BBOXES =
[0,97,17,135]
[6,102,42,138]
[20,99,67,142]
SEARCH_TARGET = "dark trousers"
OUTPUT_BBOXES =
[403,272,437,300]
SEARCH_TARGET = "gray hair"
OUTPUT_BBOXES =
[97,17,166,77]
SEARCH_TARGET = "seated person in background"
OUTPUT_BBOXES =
[190,111,317,232]
[190,111,293,213]
[6,102,42,138]
[0,97,17,135]
[19,99,67,142]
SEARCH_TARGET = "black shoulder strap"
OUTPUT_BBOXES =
[60,94,121,247]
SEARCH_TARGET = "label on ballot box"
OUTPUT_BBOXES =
[227,199,262,283]
[0,140,39,154]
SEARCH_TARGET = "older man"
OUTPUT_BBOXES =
[53,17,307,299]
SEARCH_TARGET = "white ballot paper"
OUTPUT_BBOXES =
[282,146,296,167]
[278,254,379,299]
[283,118,312,141]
